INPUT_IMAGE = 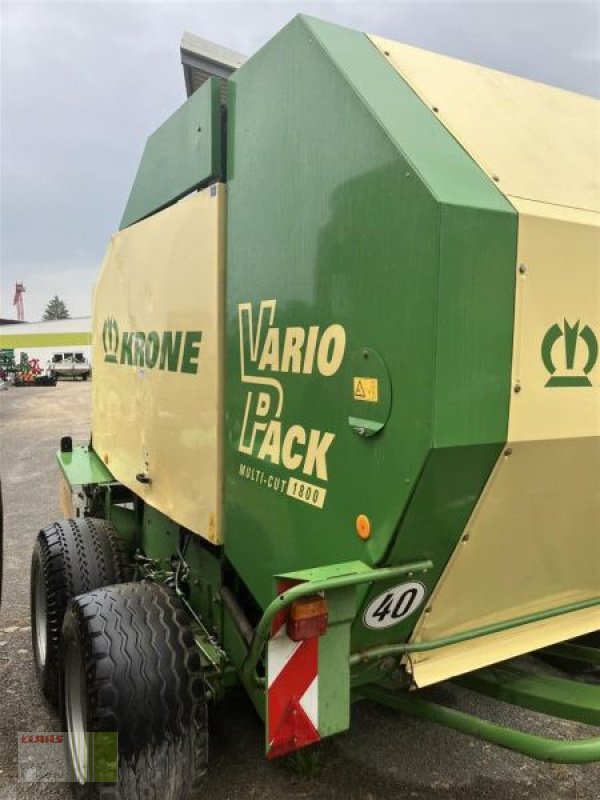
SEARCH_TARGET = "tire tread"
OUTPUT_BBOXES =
[63,582,207,800]
[31,518,129,705]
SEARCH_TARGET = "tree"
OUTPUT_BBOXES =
[43,295,70,321]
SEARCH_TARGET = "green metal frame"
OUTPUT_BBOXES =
[241,559,433,689]
[359,684,600,764]
[57,445,114,486]
[456,663,600,726]
[540,642,600,673]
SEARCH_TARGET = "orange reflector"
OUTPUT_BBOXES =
[356,514,371,540]
[287,596,328,641]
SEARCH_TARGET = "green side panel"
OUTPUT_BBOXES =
[120,77,222,230]
[225,16,439,610]
[324,17,517,655]
[307,16,511,211]
[350,443,501,651]
[223,12,517,644]
[57,445,114,486]
[308,15,518,446]
[434,204,517,446]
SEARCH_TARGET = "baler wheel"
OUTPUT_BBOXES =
[30,518,130,706]
[61,581,208,799]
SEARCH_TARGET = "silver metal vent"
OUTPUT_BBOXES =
[180,32,246,101]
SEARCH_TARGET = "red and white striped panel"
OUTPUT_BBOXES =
[266,585,320,758]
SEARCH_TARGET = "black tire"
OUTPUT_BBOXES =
[31,518,130,706]
[61,582,208,799]
[82,373,88,381]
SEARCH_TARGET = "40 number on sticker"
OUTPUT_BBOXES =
[363,581,426,630]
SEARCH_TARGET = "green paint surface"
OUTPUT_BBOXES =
[0,332,91,348]
[456,663,600,727]
[351,443,503,649]
[434,203,516,446]
[88,732,118,782]
[120,77,222,229]
[316,584,356,737]
[225,16,440,610]
[223,13,517,661]
[57,445,114,486]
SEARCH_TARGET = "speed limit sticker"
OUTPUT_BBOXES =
[363,581,426,630]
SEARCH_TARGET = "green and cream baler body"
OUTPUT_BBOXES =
[56,16,599,765]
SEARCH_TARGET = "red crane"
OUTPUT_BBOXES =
[13,282,25,321]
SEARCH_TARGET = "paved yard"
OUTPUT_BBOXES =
[0,381,599,799]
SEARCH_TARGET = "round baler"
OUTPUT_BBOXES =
[29,14,600,798]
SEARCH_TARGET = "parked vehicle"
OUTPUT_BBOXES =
[28,15,600,799]
[47,352,91,381]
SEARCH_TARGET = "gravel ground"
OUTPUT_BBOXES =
[1,381,599,799]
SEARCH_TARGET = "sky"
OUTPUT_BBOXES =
[1,0,599,322]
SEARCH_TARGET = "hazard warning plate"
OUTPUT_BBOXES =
[353,377,379,403]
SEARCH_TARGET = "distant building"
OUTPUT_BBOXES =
[0,317,92,367]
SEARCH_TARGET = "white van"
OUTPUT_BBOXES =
[48,352,91,380]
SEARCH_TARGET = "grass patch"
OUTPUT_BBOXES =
[285,746,324,779]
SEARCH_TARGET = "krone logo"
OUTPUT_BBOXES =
[99,315,202,374]
[102,316,120,363]
[541,319,598,387]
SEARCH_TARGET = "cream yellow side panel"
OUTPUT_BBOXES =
[411,436,600,634]
[407,606,600,690]
[509,202,600,440]
[407,206,600,687]
[92,186,224,542]
[409,433,600,687]
[369,34,600,212]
